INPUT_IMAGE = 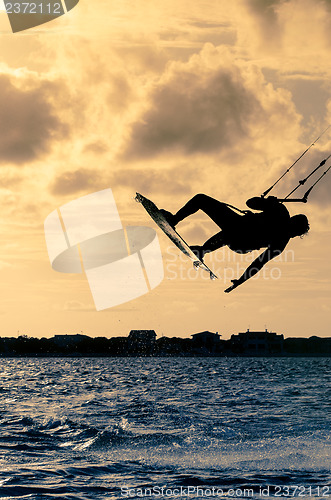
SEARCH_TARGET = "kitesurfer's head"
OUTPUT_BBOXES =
[289,214,310,238]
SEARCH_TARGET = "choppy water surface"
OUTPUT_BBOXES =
[0,357,329,499]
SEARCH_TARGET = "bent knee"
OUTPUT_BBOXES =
[193,193,209,203]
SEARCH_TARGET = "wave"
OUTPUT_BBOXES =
[0,358,329,498]
[0,413,329,471]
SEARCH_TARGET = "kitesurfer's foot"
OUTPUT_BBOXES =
[159,209,177,228]
[190,245,205,263]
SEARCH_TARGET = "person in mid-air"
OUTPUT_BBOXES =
[160,194,309,292]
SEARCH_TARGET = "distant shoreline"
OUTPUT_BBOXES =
[0,331,330,357]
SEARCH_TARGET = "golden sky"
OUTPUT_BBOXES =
[0,0,330,339]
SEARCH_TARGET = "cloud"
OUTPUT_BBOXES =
[116,44,168,74]
[110,164,195,196]
[64,300,94,312]
[306,168,331,206]
[245,0,288,24]
[273,106,331,207]
[50,168,104,196]
[0,168,24,187]
[83,141,108,155]
[0,260,12,270]
[178,221,211,243]
[245,0,283,26]
[122,44,300,161]
[277,143,331,206]
[0,72,68,165]
[233,0,331,84]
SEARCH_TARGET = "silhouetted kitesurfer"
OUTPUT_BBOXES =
[160,194,309,292]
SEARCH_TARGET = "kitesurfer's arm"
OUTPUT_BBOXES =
[224,244,286,293]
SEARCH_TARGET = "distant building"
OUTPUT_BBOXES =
[284,336,331,355]
[191,331,223,354]
[230,328,284,355]
[128,330,157,342]
[156,336,193,356]
[53,334,90,346]
[128,330,157,354]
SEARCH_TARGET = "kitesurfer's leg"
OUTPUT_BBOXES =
[191,231,225,261]
[202,231,226,253]
[172,194,238,227]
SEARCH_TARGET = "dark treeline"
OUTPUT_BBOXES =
[0,332,330,357]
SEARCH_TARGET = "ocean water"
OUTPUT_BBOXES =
[0,357,329,500]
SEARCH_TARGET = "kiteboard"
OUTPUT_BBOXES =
[135,192,218,280]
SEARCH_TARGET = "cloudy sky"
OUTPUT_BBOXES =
[0,0,330,339]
